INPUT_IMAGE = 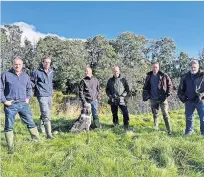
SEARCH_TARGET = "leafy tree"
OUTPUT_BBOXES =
[0,25,23,71]
[150,37,176,74]
[171,52,190,78]
[85,36,116,87]
[199,48,204,69]
[113,32,150,93]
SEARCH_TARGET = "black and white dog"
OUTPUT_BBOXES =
[70,103,92,133]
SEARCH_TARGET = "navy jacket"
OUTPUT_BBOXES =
[0,69,32,103]
[31,67,53,97]
[178,70,204,103]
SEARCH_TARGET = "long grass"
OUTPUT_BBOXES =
[1,109,204,177]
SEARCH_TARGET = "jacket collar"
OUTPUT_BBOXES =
[84,75,93,80]
[9,68,24,76]
[187,70,204,78]
[112,74,121,79]
[147,70,164,76]
[39,66,53,74]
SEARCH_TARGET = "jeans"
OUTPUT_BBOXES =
[4,102,36,132]
[90,100,99,120]
[185,100,204,135]
[110,104,129,126]
[37,96,52,123]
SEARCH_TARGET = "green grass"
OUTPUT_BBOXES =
[1,109,204,177]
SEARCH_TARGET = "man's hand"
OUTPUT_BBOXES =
[109,96,114,103]
[193,96,200,103]
[25,98,29,104]
[4,100,13,106]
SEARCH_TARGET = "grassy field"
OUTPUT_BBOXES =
[1,109,204,177]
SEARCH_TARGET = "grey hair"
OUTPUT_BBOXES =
[13,57,23,64]
[189,59,199,67]
[112,65,120,70]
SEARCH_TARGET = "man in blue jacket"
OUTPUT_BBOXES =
[31,56,55,139]
[0,57,40,154]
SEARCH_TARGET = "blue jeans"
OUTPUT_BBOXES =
[37,96,52,123]
[185,101,204,135]
[4,102,36,132]
[91,100,99,120]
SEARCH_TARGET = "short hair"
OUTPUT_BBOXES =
[42,56,51,62]
[189,59,199,67]
[13,57,23,64]
[85,66,92,71]
[151,62,160,66]
[113,66,120,70]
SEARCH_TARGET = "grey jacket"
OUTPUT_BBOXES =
[31,67,53,97]
[106,75,130,105]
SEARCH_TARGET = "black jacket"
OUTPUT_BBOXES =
[178,70,204,103]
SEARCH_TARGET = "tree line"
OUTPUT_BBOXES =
[1,25,204,95]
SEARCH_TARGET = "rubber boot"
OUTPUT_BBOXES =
[5,131,14,154]
[44,121,55,139]
[164,117,172,135]
[153,116,159,130]
[38,119,45,134]
[93,119,100,129]
[28,127,41,141]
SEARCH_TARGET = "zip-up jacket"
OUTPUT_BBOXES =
[79,76,100,104]
[31,67,53,97]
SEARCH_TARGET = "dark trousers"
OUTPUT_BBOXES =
[110,104,129,126]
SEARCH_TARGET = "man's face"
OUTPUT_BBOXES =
[13,59,23,73]
[113,67,120,77]
[152,64,159,74]
[85,68,92,77]
[191,64,199,74]
[43,58,51,70]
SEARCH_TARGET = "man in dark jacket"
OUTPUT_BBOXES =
[79,67,101,128]
[31,56,55,139]
[142,62,172,135]
[178,60,204,136]
[106,66,130,130]
[0,57,40,154]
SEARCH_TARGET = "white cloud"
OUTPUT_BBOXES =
[2,22,86,46]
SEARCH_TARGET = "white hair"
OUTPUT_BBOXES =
[189,60,199,67]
